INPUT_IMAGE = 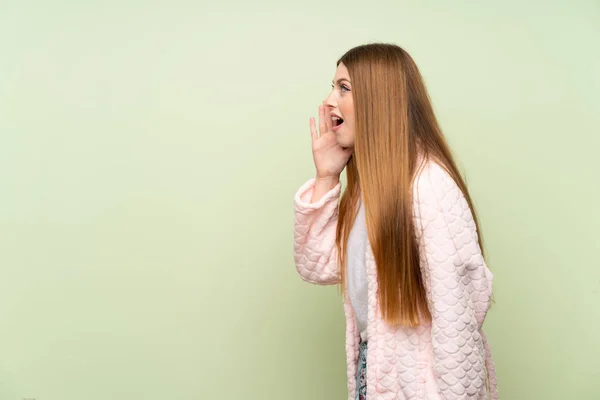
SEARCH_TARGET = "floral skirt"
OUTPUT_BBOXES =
[355,340,367,400]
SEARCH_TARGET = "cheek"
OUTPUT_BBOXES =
[340,102,354,125]
[343,112,354,130]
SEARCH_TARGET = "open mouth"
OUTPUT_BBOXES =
[332,116,344,131]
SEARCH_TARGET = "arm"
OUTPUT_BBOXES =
[413,165,488,399]
[293,177,342,285]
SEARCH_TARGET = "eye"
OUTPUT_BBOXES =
[331,83,351,92]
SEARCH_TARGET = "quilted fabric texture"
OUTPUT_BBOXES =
[293,160,498,400]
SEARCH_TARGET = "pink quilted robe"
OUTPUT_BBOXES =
[293,160,498,400]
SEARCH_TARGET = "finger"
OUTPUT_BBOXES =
[309,117,318,141]
[325,105,333,132]
[319,105,326,136]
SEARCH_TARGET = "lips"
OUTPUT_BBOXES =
[331,113,344,132]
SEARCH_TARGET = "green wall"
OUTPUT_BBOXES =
[1,1,598,399]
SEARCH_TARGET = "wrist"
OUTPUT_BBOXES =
[315,175,339,186]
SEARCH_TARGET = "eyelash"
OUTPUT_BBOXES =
[331,84,350,92]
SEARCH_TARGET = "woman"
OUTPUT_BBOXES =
[293,43,498,400]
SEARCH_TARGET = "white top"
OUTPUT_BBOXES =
[346,199,369,342]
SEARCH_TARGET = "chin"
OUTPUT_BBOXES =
[337,138,354,149]
[336,135,348,146]
[336,130,354,148]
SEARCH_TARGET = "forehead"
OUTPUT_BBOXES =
[334,63,350,81]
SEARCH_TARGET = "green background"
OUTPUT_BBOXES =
[1,1,598,399]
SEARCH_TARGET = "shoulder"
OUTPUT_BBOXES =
[412,159,462,208]
[412,159,476,239]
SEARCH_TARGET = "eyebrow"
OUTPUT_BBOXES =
[332,78,351,85]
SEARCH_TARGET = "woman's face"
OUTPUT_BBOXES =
[324,62,355,149]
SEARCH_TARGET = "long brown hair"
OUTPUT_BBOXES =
[335,43,487,327]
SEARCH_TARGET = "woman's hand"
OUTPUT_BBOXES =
[310,104,353,179]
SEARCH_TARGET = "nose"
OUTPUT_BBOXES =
[324,90,337,109]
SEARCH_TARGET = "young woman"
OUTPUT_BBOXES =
[293,43,498,400]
